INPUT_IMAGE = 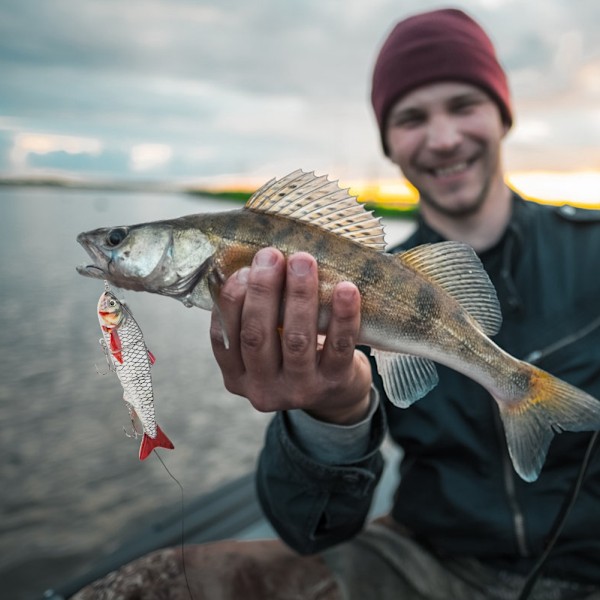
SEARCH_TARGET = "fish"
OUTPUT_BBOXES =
[97,286,174,460]
[78,169,600,481]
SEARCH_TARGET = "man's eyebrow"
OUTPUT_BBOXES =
[448,91,488,103]
[388,105,423,119]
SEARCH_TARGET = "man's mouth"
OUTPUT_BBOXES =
[427,157,476,178]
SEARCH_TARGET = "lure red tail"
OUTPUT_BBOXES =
[139,425,175,460]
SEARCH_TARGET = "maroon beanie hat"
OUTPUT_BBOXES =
[371,8,512,155]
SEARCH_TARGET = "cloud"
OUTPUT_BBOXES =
[130,143,172,172]
[0,0,599,182]
[9,132,103,171]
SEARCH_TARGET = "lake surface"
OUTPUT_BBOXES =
[0,185,414,599]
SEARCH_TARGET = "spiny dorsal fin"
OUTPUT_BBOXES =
[245,170,387,251]
[399,241,502,336]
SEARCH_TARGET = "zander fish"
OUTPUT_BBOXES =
[78,170,600,481]
[97,287,174,460]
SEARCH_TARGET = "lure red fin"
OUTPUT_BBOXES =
[147,350,156,365]
[138,425,174,460]
[109,329,123,364]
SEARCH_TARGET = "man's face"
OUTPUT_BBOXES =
[385,81,509,218]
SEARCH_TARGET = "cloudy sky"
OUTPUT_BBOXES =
[1,0,599,192]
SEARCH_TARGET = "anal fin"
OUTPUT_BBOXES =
[372,349,438,408]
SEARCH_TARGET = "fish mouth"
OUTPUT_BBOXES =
[76,232,110,280]
[76,264,106,278]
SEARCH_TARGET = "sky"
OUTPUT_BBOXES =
[1,0,600,198]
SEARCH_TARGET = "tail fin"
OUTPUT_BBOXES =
[497,365,600,482]
[139,425,175,460]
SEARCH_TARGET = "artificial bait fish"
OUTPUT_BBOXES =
[78,170,600,481]
[97,286,174,460]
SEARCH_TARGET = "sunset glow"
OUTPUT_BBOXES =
[345,171,600,210]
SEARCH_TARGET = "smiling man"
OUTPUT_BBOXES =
[73,9,600,600]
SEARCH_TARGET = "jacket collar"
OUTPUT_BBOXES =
[403,189,528,252]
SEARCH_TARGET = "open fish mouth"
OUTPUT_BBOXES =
[76,264,106,278]
[76,232,110,279]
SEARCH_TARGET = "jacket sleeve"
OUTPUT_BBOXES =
[255,398,386,555]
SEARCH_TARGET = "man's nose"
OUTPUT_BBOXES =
[426,115,461,151]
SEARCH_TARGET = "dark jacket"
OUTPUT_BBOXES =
[256,193,600,584]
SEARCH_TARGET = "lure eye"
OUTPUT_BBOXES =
[106,228,128,247]
[109,299,117,307]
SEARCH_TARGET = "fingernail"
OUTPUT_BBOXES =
[289,255,311,276]
[236,267,250,283]
[254,249,277,268]
[335,282,357,301]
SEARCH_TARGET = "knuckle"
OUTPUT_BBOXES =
[329,334,355,354]
[282,330,312,356]
[239,322,266,351]
[222,378,241,395]
[209,321,226,345]
[246,278,276,299]
[218,287,241,306]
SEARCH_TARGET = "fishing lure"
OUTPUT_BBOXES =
[97,284,174,460]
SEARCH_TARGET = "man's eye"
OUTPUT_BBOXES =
[454,102,475,113]
[390,114,423,128]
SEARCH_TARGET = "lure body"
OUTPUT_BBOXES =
[97,289,174,459]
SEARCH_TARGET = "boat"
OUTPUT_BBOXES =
[41,445,401,599]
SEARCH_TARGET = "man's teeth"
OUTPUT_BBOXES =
[433,162,468,177]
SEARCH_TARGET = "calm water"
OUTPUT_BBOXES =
[0,186,414,599]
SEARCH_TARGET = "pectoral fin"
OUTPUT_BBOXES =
[207,266,230,350]
[372,349,438,408]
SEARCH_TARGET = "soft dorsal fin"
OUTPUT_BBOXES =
[245,170,387,251]
[398,241,502,336]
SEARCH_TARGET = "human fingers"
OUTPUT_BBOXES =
[313,281,373,423]
[238,248,286,382]
[279,253,320,384]
[209,266,250,385]
[319,281,362,375]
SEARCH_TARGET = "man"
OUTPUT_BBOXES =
[74,8,600,600]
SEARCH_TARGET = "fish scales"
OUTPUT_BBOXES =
[79,170,600,481]
[101,311,157,437]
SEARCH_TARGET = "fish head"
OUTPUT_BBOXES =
[77,218,217,304]
[97,291,125,328]
[77,223,173,291]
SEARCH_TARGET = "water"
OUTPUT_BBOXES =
[0,186,414,599]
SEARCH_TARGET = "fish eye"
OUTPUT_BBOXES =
[106,228,128,247]
[109,299,117,307]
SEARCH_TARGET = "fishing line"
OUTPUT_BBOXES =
[153,450,195,600]
[516,430,600,600]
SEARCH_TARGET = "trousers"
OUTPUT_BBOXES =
[72,517,600,600]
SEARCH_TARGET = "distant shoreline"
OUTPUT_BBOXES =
[0,176,419,219]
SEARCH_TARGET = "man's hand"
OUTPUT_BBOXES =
[210,248,372,424]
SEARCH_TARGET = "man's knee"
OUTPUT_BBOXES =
[73,539,341,600]
[182,539,341,599]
